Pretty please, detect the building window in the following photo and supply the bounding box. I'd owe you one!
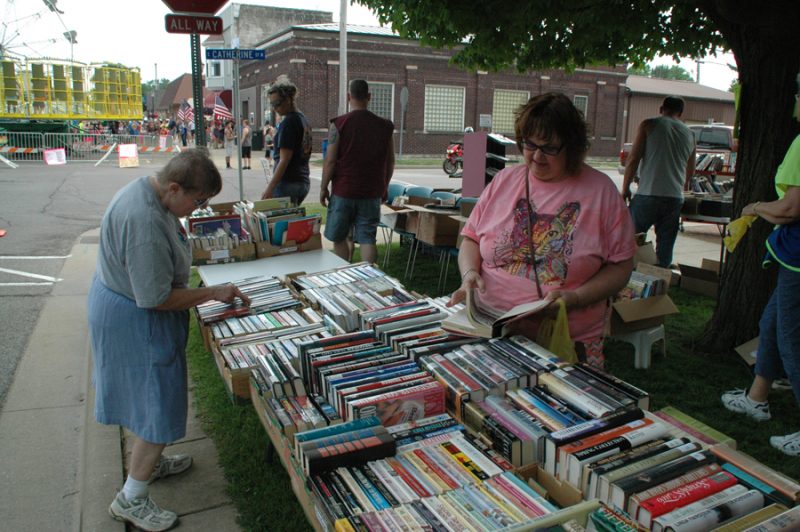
[424,85,465,132]
[573,95,589,117]
[367,82,394,121]
[492,89,529,134]
[207,61,221,78]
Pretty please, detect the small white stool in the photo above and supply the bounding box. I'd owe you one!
[612,324,666,369]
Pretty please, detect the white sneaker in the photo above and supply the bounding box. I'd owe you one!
[770,431,800,456]
[772,378,793,390]
[149,453,193,483]
[109,492,178,532]
[721,389,771,421]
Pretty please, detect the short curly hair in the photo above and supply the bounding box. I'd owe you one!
[514,92,589,176]
[155,148,221,196]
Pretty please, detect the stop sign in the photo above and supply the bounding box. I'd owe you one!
[162,0,228,15]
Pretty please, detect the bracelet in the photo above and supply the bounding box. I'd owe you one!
[753,201,760,217]
[461,268,477,279]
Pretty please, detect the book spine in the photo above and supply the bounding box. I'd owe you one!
[637,471,738,528]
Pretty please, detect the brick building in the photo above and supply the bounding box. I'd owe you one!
[236,24,628,158]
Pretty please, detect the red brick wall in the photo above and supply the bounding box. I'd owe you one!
[239,30,626,157]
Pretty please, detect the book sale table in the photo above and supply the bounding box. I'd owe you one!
[193,249,800,532]
[197,249,349,287]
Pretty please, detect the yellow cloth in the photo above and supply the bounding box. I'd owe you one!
[536,298,578,364]
[723,215,757,252]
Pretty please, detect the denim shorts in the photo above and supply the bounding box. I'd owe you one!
[273,180,309,206]
[323,194,381,244]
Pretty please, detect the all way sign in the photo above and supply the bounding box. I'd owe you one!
[165,14,223,35]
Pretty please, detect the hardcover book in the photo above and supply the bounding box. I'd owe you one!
[441,288,549,338]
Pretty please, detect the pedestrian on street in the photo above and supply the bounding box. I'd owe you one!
[241,119,252,169]
[87,149,250,531]
[621,96,696,268]
[224,120,235,169]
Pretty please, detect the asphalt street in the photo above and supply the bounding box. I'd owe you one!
[0,149,617,407]
[0,150,461,407]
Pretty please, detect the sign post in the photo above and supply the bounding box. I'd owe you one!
[205,47,267,201]
[399,87,409,158]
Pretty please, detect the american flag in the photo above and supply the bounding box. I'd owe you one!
[213,94,233,120]
[177,100,194,122]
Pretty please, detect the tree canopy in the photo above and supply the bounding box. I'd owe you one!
[357,0,800,352]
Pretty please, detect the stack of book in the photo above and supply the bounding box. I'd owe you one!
[417,335,562,418]
[618,270,669,300]
[187,206,251,248]
[238,198,321,248]
[293,263,417,332]
[360,298,452,341]
[195,276,299,327]
[298,331,446,426]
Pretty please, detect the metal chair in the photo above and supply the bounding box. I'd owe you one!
[379,181,413,268]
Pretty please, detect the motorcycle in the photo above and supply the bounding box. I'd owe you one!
[443,141,463,177]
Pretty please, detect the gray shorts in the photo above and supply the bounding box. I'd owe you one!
[323,195,381,244]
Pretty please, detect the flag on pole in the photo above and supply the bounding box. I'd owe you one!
[213,94,233,120]
[177,100,194,122]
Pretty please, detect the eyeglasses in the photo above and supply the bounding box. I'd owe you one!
[193,197,210,207]
[269,99,284,108]
[522,139,563,156]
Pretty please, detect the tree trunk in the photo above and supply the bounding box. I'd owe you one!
[697,1,800,352]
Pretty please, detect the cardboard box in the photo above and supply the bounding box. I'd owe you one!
[208,201,240,214]
[255,233,322,259]
[516,464,583,508]
[460,199,478,217]
[410,206,462,246]
[191,242,257,266]
[211,344,251,403]
[679,259,720,298]
[406,195,434,207]
[611,295,679,335]
[450,214,469,249]
[735,336,759,367]
[635,262,680,288]
[633,241,658,267]
[379,204,417,232]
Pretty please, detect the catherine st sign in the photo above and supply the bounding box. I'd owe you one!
[206,49,267,61]
[165,14,223,35]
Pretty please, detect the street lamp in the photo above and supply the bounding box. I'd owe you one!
[62,30,76,62]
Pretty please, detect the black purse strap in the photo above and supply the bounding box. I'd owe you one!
[525,174,544,299]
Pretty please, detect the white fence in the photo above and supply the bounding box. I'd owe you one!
[0,132,182,164]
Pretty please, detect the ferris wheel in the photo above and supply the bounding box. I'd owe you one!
[0,0,76,61]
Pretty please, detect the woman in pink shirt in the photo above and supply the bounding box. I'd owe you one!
[450,93,636,369]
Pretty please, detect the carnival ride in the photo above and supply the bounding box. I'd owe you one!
[1,0,142,127]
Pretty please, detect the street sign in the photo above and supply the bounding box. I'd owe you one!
[161,0,227,15]
[206,48,266,61]
[165,14,223,35]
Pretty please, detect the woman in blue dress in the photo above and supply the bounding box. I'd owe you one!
[88,149,249,531]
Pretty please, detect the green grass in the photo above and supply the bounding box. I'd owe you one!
[186,247,799,529]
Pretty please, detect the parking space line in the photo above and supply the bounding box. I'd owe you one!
[0,267,63,283]
[0,255,72,260]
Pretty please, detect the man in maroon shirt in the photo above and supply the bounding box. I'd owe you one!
[320,80,395,263]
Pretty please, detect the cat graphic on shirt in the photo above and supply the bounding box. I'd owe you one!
[493,199,580,284]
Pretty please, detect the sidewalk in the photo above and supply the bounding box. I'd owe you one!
[0,218,722,531]
[0,228,239,531]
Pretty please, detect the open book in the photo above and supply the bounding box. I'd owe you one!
[442,288,549,338]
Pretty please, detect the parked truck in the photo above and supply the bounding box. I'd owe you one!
[618,123,737,175]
